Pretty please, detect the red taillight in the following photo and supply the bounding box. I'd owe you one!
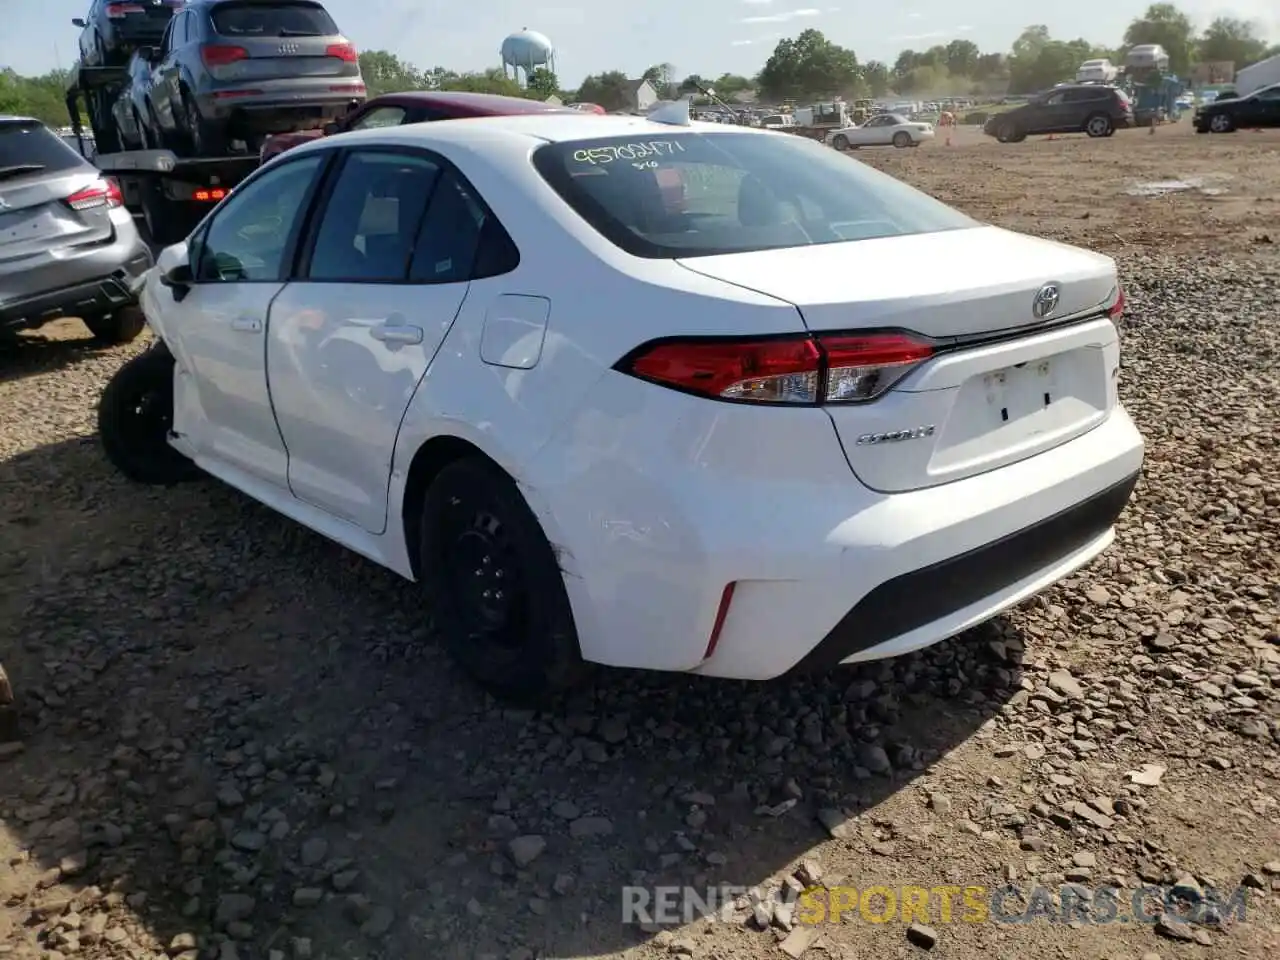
[1107,286,1125,319]
[192,188,226,202]
[201,44,248,67]
[66,178,124,211]
[325,43,358,62]
[106,3,145,16]
[620,332,934,404]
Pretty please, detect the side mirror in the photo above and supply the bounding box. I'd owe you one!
[72,17,86,27]
[157,242,194,300]
[322,121,340,135]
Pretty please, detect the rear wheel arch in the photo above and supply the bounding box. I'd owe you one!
[401,435,512,579]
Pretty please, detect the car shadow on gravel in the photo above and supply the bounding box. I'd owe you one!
[0,323,111,387]
[1,434,1027,959]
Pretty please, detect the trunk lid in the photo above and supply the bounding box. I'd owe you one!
[677,226,1122,493]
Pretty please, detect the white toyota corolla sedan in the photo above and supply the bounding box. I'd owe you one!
[100,106,1144,700]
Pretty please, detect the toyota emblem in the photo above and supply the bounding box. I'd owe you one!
[1032,283,1060,319]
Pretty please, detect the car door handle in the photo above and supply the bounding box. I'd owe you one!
[370,323,423,345]
[230,316,262,333]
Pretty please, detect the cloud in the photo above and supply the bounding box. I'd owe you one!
[887,26,974,41]
[731,39,756,45]
[741,0,773,4]
[740,7,821,23]
[908,11,922,17]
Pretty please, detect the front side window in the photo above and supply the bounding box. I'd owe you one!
[532,131,975,259]
[196,154,324,282]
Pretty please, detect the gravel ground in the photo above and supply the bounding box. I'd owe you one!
[1,122,1278,960]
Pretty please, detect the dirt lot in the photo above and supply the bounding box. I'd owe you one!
[2,121,1278,960]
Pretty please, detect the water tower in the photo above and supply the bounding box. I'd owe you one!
[501,28,555,86]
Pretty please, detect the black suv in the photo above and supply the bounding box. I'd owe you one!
[984,85,1134,142]
[1194,83,1280,133]
[74,0,181,68]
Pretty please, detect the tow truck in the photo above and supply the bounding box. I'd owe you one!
[64,61,258,246]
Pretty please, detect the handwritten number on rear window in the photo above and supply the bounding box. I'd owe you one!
[571,141,686,165]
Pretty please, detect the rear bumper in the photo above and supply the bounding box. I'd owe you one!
[786,468,1138,673]
[105,20,169,46]
[200,86,366,131]
[0,215,152,330]
[689,406,1145,679]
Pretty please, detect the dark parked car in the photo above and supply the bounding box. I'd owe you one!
[1195,83,1280,133]
[259,90,578,163]
[0,116,152,343]
[983,85,1133,142]
[111,48,160,149]
[74,0,181,68]
[145,0,366,155]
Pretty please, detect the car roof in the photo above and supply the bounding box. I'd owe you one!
[371,91,575,115]
[0,115,39,124]
[316,112,776,151]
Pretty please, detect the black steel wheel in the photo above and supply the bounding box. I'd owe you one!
[98,345,201,485]
[419,458,584,701]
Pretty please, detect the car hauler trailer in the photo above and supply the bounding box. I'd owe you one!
[65,62,258,247]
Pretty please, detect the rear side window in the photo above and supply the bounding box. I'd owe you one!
[408,170,487,283]
[0,121,88,176]
[211,1,338,36]
[533,132,974,259]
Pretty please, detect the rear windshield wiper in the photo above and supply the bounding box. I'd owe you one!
[277,29,322,36]
[0,164,46,180]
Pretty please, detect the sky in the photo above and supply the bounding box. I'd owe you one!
[3,0,1278,85]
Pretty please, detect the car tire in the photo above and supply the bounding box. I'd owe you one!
[892,131,911,148]
[84,305,148,344]
[1209,114,1234,133]
[98,344,201,486]
[418,457,585,703]
[1084,113,1113,137]
[183,91,224,156]
[832,134,849,150]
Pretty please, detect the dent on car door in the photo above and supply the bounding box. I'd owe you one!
[167,154,328,488]
[266,149,486,533]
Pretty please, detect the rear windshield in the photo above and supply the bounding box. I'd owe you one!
[532,131,975,259]
[0,121,88,176]
[211,1,339,37]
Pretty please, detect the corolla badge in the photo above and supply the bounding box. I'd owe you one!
[1032,283,1061,319]
[855,425,935,445]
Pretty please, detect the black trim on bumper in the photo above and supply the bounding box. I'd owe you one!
[0,274,138,330]
[788,469,1141,673]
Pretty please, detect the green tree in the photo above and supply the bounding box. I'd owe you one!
[757,29,860,100]
[526,67,559,99]
[0,69,76,126]
[945,39,981,76]
[358,50,425,96]
[1197,17,1269,68]
[576,71,634,111]
[1007,26,1092,93]
[1123,3,1196,75]
[861,60,890,97]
